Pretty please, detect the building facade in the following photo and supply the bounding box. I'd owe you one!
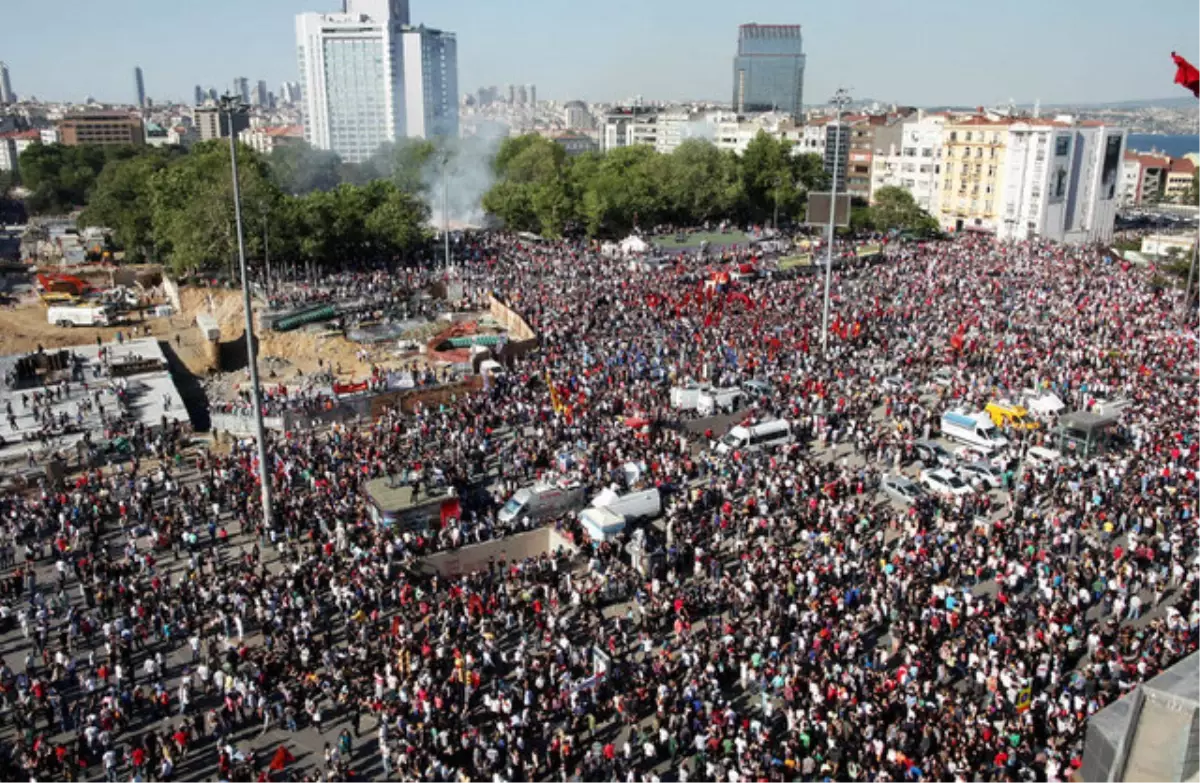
[823,122,851,192]
[57,113,145,146]
[296,8,401,162]
[937,118,1008,233]
[400,25,459,139]
[870,113,945,212]
[194,105,251,141]
[0,130,37,173]
[240,124,305,155]
[732,24,805,119]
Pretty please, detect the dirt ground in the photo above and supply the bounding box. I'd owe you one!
[0,286,479,387]
[0,297,175,355]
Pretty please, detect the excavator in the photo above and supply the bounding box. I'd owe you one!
[36,272,91,305]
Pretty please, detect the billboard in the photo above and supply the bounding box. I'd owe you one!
[804,192,852,227]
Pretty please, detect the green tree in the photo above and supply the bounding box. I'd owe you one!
[19,144,114,214]
[483,136,570,235]
[78,148,184,262]
[150,141,282,275]
[862,186,939,233]
[661,140,744,225]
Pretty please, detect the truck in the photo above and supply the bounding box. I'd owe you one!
[985,400,1040,430]
[497,478,587,524]
[669,382,712,411]
[48,305,112,328]
[696,387,744,416]
[578,487,663,543]
[940,409,1009,453]
[589,486,661,520]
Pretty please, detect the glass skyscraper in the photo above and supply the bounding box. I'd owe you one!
[732,24,806,119]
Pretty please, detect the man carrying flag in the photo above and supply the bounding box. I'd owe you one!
[1172,51,1199,97]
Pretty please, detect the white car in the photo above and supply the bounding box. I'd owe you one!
[931,368,955,388]
[958,462,1003,490]
[1025,446,1062,468]
[881,474,927,506]
[920,468,975,498]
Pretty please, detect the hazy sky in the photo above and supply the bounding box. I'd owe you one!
[4,0,1199,106]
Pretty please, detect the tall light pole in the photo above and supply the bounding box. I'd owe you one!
[220,94,275,530]
[262,205,271,298]
[1180,232,1200,331]
[441,151,451,274]
[821,88,852,356]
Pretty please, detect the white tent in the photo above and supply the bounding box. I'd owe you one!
[619,235,649,255]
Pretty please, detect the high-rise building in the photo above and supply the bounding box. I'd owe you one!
[507,84,515,105]
[732,24,805,119]
[234,77,251,104]
[0,62,14,105]
[343,0,408,22]
[134,66,146,108]
[296,3,406,162]
[254,80,268,107]
[206,87,218,102]
[401,25,459,139]
[516,85,527,106]
[194,85,204,105]
[527,85,536,107]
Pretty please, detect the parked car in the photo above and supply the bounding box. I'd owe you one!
[913,440,953,467]
[958,462,1003,490]
[1025,446,1063,469]
[881,474,927,506]
[919,468,974,498]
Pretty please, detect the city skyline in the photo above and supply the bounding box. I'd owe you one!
[2,0,1198,107]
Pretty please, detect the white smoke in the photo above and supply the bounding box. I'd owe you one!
[422,123,507,228]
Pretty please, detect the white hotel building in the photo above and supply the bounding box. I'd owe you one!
[295,0,457,163]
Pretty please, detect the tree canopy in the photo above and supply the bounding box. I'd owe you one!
[73,140,430,274]
[18,143,147,215]
[482,132,831,237]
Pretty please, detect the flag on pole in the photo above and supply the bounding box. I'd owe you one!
[1172,52,1200,97]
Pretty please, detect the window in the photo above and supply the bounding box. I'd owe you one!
[965,132,973,141]
[1055,137,1070,156]
[963,147,971,158]
[903,147,917,157]
[949,132,957,142]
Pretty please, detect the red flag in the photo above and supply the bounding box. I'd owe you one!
[1173,52,1200,97]
[270,746,296,771]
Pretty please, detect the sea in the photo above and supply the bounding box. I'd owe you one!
[1126,134,1199,158]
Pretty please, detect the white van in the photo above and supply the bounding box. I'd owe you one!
[669,383,712,411]
[590,487,662,520]
[715,419,792,455]
[940,409,1009,453]
[697,387,744,416]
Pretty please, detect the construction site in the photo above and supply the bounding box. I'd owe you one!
[0,259,535,447]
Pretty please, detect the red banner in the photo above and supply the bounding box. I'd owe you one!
[333,381,369,396]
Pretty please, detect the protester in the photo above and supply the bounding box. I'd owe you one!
[0,231,1194,782]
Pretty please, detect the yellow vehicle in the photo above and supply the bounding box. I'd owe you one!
[985,400,1040,430]
[39,291,79,305]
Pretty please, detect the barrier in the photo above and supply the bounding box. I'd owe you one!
[419,526,577,578]
[487,293,539,360]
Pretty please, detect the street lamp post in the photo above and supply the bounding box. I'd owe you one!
[220,94,275,530]
[441,152,451,274]
[262,205,271,298]
[1180,234,1200,329]
[821,88,852,356]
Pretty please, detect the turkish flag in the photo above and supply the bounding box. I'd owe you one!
[1173,52,1200,97]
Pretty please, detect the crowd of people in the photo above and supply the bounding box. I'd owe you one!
[0,230,1195,782]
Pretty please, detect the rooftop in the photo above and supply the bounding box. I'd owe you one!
[0,338,188,464]
[365,477,457,512]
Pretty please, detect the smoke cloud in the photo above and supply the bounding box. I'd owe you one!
[422,122,507,229]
